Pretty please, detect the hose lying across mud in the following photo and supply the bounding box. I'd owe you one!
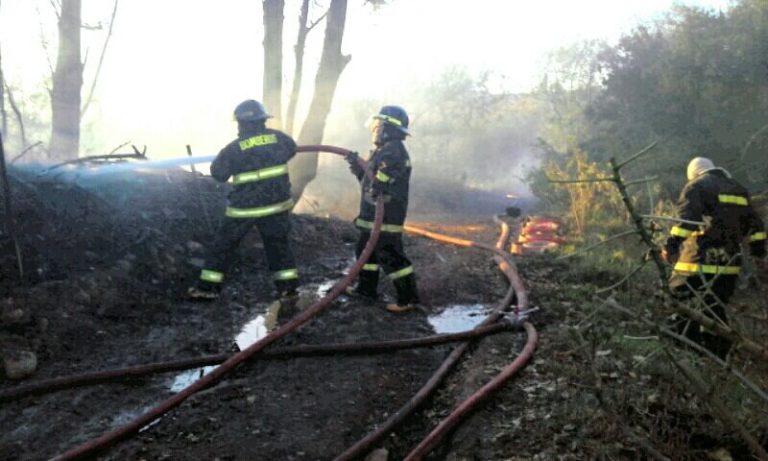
[337,216,538,461]
[0,322,514,403]
[52,146,382,460]
[41,145,537,460]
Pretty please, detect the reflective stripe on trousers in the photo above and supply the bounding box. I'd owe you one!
[388,265,414,280]
[354,218,404,233]
[273,268,299,281]
[200,269,224,283]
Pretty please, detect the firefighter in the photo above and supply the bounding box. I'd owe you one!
[663,156,766,358]
[187,99,300,300]
[345,105,421,313]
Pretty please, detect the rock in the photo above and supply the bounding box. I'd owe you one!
[1,307,28,326]
[3,350,38,379]
[364,448,388,461]
[115,259,133,272]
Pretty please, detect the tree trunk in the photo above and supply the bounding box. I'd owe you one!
[50,0,83,161]
[0,39,6,136]
[0,0,6,136]
[285,0,311,136]
[291,0,350,199]
[262,0,284,129]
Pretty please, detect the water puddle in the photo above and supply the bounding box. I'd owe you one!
[169,365,218,393]
[168,301,280,392]
[428,304,488,333]
[313,279,338,299]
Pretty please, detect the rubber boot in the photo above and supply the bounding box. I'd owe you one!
[387,274,420,313]
[348,269,379,300]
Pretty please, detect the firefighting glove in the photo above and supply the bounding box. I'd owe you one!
[346,152,365,180]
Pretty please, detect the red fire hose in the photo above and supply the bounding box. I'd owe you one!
[336,217,537,460]
[402,222,538,461]
[0,322,514,403]
[52,145,380,461]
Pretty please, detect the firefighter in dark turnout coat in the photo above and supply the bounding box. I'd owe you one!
[187,100,299,300]
[664,157,766,357]
[346,105,420,312]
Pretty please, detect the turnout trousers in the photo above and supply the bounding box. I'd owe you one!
[354,230,419,305]
[198,211,299,294]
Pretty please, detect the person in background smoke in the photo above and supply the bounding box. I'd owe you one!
[187,99,300,301]
[345,105,422,313]
[663,156,766,358]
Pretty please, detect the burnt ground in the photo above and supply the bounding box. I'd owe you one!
[1,165,767,460]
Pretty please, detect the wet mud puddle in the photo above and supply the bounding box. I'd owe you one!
[428,304,488,333]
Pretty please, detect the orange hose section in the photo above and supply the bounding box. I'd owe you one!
[52,146,382,461]
[404,224,528,312]
[403,224,476,247]
[337,216,534,460]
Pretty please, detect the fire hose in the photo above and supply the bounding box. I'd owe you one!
[336,216,538,460]
[0,322,514,403]
[51,145,381,460]
[48,146,537,460]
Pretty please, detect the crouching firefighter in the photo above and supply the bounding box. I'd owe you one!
[345,105,421,313]
[187,100,300,301]
[663,157,766,358]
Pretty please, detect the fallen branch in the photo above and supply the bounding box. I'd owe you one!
[604,298,768,404]
[596,260,648,293]
[573,327,671,461]
[664,349,768,460]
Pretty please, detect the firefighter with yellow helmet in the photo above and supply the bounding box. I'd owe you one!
[345,105,421,312]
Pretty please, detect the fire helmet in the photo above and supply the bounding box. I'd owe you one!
[234,99,272,122]
[370,105,410,135]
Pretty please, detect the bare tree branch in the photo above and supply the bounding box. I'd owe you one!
[36,4,57,81]
[48,0,61,20]
[81,0,118,118]
[664,350,768,460]
[10,141,43,164]
[604,298,768,404]
[615,140,658,169]
[3,81,27,149]
[107,140,130,155]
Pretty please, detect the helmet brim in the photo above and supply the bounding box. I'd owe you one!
[366,115,410,135]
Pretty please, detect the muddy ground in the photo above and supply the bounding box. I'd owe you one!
[1,165,767,460]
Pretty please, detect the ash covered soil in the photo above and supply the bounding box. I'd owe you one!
[1,167,766,460]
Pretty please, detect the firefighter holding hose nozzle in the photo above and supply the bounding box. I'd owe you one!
[187,99,300,301]
[663,156,766,358]
[345,105,422,313]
